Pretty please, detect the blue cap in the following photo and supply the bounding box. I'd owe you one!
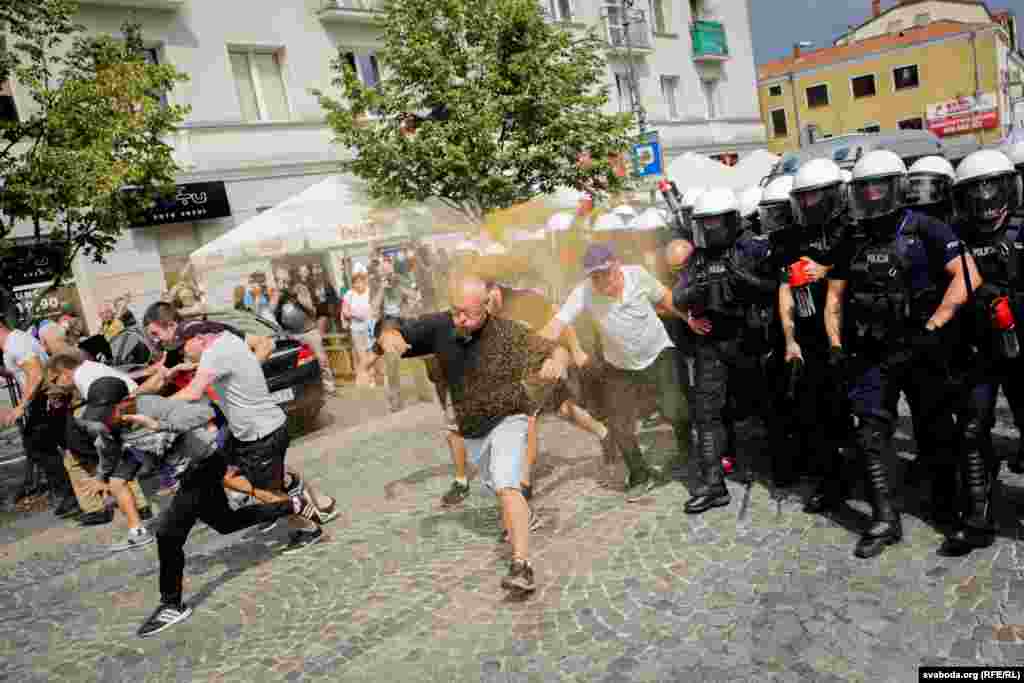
[582,244,616,276]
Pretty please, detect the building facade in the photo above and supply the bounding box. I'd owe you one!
[757,1,1024,155]
[6,0,765,331]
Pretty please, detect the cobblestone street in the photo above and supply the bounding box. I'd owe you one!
[2,388,1024,682]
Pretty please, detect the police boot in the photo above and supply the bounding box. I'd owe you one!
[1007,441,1024,475]
[940,451,995,556]
[685,429,730,515]
[855,452,902,559]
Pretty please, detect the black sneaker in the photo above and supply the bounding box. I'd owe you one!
[282,526,323,554]
[286,472,305,499]
[138,507,153,522]
[441,480,470,506]
[501,559,536,592]
[54,497,82,519]
[79,508,114,527]
[137,602,193,638]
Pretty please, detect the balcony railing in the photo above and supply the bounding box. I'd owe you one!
[77,0,185,8]
[319,0,387,23]
[691,20,729,60]
[603,17,654,52]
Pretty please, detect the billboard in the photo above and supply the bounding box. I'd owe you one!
[926,92,999,137]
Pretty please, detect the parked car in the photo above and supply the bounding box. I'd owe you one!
[110,308,325,427]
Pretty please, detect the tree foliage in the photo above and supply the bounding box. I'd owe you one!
[0,0,188,320]
[315,0,635,229]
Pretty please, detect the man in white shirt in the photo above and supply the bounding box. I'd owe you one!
[0,319,79,517]
[543,244,690,501]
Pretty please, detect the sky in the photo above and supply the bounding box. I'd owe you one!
[749,0,1024,65]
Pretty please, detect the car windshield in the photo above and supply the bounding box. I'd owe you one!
[833,147,855,162]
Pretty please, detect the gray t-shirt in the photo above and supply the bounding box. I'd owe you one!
[198,332,286,442]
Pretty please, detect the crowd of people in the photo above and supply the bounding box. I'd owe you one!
[2,140,1024,638]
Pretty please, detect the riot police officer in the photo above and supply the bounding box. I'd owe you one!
[905,156,956,223]
[739,186,764,237]
[776,159,849,509]
[940,149,1023,555]
[673,188,777,514]
[759,176,796,237]
[825,150,978,558]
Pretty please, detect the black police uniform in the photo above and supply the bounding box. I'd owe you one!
[939,219,1024,553]
[673,232,777,514]
[773,220,849,506]
[829,209,963,558]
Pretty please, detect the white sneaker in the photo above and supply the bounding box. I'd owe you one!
[111,526,155,552]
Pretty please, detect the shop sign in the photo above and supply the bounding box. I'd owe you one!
[0,244,65,288]
[926,92,1000,137]
[12,282,79,321]
[130,181,232,227]
[336,220,403,243]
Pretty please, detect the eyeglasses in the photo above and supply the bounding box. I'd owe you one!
[451,306,487,323]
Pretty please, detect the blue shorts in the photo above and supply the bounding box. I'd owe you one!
[465,415,529,495]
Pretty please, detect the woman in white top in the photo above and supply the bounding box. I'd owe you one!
[340,265,375,386]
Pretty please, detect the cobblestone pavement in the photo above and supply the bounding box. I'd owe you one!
[2,387,1024,682]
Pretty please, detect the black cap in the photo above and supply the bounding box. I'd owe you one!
[82,376,131,423]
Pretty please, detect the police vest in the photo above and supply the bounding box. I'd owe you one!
[966,227,1023,297]
[845,213,941,344]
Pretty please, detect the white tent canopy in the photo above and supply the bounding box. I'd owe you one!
[665,152,735,191]
[732,149,780,188]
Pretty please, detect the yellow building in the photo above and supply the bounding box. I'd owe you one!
[757,17,1024,155]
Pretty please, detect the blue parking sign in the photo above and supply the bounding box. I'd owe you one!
[632,132,663,177]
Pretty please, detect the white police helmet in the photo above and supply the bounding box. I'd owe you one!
[849,150,907,221]
[691,188,740,251]
[759,175,795,234]
[953,149,1022,229]
[739,186,763,221]
[905,156,955,209]
[790,158,846,227]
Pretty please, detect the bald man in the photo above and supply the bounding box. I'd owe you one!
[377,273,571,594]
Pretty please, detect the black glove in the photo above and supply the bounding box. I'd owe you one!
[911,327,944,364]
[827,345,846,370]
[673,283,701,310]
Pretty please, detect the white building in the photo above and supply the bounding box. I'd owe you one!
[5,0,765,330]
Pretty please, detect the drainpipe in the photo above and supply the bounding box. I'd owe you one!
[789,73,803,149]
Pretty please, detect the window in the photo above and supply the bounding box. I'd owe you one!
[851,74,877,99]
[338,51,381,88]
[914,12,930,26]
[142,46,169,108]
[652,0,668,33]
[0,80,17,123]
[769,108,788,138]
[702,78,718,119]
[769,85,782,97]
[806,83,829,108]
[858,123,881,133]
[604,0,651,48]
[893,64,919,90]
[898,117,924,130]
[690,0,704,20]
[660,75,680,120]
[545,0,574,22]
[614,73,635,114]
[229,48,290,122]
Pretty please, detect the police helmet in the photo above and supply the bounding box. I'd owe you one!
[849,150,907,222]
[277,299,310,334]
[739,186,763,221]
[905,156,955,209]
[759,175,795,234]
[1002,141,1024,176]
[953,149,1022,230]
[790,158,846,228]
[691,188,740,251]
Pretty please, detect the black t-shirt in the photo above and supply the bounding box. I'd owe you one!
[773,224,841,346]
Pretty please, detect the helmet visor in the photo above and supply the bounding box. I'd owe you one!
[693,211,740,251]
[953,173,1021,226]
[791,183,844,227]
[904,174,951,207]
[759,201,793,234]
[849,177,902,221]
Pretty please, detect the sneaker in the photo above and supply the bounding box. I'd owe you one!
[138,507,153,522]
[441,480,470,507]
[79,508,114,527]
[282,526,323,554]
[501,559,536,592]
[137,602,193,638]
[111,526,155,552]
[520,483,533,501]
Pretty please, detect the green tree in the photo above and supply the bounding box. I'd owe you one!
[0,0,188,321]
[315,0,634,235]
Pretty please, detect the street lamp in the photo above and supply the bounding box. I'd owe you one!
[603,0,649,135]
[790,40,813,148]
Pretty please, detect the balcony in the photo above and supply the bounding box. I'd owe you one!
[319,0,387,24]
[602,16,654,53]
[77,0,185,8]
[691,20,729,61]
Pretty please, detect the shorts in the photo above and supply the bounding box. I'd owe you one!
[464,415,529,495]
[226,425,290,490]
[351,327,373,353]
